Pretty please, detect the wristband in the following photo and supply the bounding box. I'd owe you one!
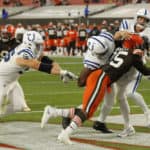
[41,56,53,64]
[38,62,52,74]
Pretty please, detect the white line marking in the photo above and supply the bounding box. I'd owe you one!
[17,104,150,114]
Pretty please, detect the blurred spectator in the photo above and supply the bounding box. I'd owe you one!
[84,4,89,18]
[40,0,46,6]
[2,8,8,19]
[133,0,149,3]
[62,0,69,5]
[84,0,90,4]
[76,23,87,55]
[88,23,100,37]
[66,25,77,56]
[32,0,41,6]
[100,20,108,32]
[13,0,23,6]
[107,23,116,34]
[3,0,10,5]
[92,0,99,3]
[53,0,62,5]
[113,19,120,32]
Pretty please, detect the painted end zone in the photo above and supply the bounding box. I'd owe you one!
[0,119,150,150]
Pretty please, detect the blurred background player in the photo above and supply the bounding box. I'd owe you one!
[76,23,88,56]
[66,24,77,56]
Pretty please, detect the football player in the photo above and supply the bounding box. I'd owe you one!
[41,31,116,131]
[93,8,150,137]
[0,26,31,112]
[40,33,150,144]
[0,30,77,117]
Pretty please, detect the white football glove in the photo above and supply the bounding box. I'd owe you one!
[60,70,78,83]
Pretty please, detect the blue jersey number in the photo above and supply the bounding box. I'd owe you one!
[4,49,15,62]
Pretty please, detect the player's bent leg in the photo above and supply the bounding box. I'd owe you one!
[41,105,57,128]
[127,91,150,127]
[93,84,116,133]
[59,109,87,145]
[62,105,83,129]
[14,82,31,112]
[62,117,71,129]
[7,82,31,112]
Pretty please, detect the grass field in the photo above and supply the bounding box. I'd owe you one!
[0,56,150,150]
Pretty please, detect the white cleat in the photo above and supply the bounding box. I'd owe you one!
[58,130,72,145]
[22,106,31,112]
[145,111,150,128]
[117,125,135,138]
[41,105,56,128]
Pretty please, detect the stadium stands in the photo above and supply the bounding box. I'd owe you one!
[9,4,116,19]
[0,6,34,18]
[89,3,150,19]
[68,0,85,5]
[0,0,33,7]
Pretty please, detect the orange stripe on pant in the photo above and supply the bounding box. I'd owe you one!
[82,69,110,119]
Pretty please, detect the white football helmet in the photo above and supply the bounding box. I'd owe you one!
[136,8,150,20]
[87,31,115,59]
[23,31,44,58]
[136,8,150,28]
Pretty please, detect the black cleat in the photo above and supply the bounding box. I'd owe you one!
[93,121,113,133]
[62,117,71,129]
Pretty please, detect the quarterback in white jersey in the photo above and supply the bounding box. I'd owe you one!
[0,30,78,117]
[94,8,150,137]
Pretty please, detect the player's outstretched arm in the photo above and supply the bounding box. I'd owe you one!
[15,57,78,83]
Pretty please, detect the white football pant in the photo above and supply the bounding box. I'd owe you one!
[0,81,28,116]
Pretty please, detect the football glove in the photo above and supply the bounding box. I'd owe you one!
[60,70,78,83]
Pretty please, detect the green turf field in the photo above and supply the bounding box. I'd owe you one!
[0,56,150,150]
[1,56,150,123]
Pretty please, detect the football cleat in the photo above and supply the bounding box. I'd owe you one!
[22,106,31,112]
[62,117,71,129]
[57,130,72,145]
[93,121,113,133]
[117,125,135,138]
[41,105,56,128]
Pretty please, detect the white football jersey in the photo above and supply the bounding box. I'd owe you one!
[118,19,150,82]
[120,19,150,39]
[0,43,36,84]
[84,32,115,70]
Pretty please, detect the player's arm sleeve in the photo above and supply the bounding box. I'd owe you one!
[134,55,150,75]
[41,56,54,64]
[16,58,41,69]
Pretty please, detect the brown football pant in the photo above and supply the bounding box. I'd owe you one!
[82,69,111,119]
